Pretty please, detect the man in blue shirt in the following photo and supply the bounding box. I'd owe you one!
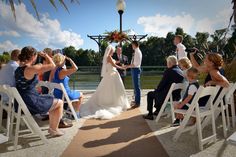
[0,49,20,87]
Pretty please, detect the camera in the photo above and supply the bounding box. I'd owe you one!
[186,48,205,65]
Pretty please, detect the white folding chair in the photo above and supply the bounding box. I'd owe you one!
[0,85,13,138]
[191,86,230,138]
[155,83,186,124]
[37,81,79,122]
[173,86,219,150]
[9,87,48,150]
[225,83,236,128]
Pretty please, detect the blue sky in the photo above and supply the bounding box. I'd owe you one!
[0,0,233,52]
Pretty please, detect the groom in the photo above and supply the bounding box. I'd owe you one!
[127,41,142,109]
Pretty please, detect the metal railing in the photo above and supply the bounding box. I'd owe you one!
[70,66,166,90]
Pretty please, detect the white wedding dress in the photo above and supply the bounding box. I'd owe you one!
[79,45,130,120]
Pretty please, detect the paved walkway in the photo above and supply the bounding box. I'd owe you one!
[0,90,236,157]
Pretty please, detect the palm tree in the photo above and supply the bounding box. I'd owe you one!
[2,0,79,20]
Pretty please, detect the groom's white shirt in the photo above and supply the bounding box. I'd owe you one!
[133,47,142,68]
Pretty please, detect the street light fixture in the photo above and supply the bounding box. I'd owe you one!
[116,0,126,33]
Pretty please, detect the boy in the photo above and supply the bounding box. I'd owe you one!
[172,67,199,126]
[174,35,187,60]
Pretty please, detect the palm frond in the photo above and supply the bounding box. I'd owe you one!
[29,0,40,20]
[49,0,57,10]
[9,0,16,20]
[3,0,80,20]
[59,0,69,13]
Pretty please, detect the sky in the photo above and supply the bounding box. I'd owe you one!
[0,0,233,53]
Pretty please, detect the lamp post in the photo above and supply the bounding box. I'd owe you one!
[116,0,126,46]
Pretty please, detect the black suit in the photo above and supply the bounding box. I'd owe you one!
[113,53,129,82]
[147,65,184,115]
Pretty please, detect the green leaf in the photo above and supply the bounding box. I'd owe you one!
[59,0,69,13]
[49,0,57,10]
[9,0,16,21]
[29,0,40,20]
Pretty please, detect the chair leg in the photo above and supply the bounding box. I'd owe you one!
[155,102,167,124]
[6,108,11,137]
[0,106,3,131]
[225,104,230,130]
[211,108,217,143]
[173,112,192,142]
[9,109,15,140]
[231,98,236,128]
[221,104,227,138]
[170,103,175,123]
[196,114,204,151]
[14,111,21,150]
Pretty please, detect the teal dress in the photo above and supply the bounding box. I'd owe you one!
[52,67,81,100]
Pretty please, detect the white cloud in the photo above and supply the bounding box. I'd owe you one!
[137,8,233,37]
[137,13,195,37]
[195,8,232,34]
[0,2,83,49]
[0,40,19,52]
[0,30,20,37]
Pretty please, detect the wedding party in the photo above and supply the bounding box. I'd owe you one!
[0,0,236,157]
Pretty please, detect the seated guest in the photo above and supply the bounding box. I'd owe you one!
[172,67,199,126]
[178,57,192,79]
[0,49,20,87]
[190,51,229,87]
[178,57,192,96]
[41,48,54,94]
[190,52,229,106]
[0,49,20,102]
[50,53,83,118]
[143,56,184,120]
[15,46,64,136]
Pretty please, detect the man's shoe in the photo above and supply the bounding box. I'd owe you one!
[131,104,140,109]
[143,114,154,120]
[171,119,180,127]
[58,119,73,128]
[153,110,159,116]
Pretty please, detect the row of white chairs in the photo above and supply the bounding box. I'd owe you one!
[155,82,236,150]
[0,81,79,150]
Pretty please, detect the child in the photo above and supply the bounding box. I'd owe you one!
[173,35,187,60]
[178,57,192,76]
[178,57,192,95]
[172,67,199,126]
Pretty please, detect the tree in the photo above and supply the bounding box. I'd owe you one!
[3,0,79,20]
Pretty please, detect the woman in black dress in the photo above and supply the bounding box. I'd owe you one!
[190,52,229,87]
[15,46,64,137]
[190,51,229,106]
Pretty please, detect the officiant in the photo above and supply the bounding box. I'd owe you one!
[113,46,129,83]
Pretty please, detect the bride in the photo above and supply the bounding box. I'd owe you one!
[79,45,130,119]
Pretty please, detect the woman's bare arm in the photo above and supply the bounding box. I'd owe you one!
[206,70,229,87]
[24,53,55,80]
[58,57,78,80]
[189,52,208,73]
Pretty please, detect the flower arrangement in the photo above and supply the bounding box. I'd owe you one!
[105,30,129,43]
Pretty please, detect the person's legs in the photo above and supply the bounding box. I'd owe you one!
[49,99,63,134]
[72,92,84,112]
[147,91,156,115]
[132,68,141,105]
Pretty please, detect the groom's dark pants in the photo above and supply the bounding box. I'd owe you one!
[131,68,141,105]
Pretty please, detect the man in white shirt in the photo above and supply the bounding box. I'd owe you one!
[127,41,142,108]
[0,49,20,101]
[174,35,187,60]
